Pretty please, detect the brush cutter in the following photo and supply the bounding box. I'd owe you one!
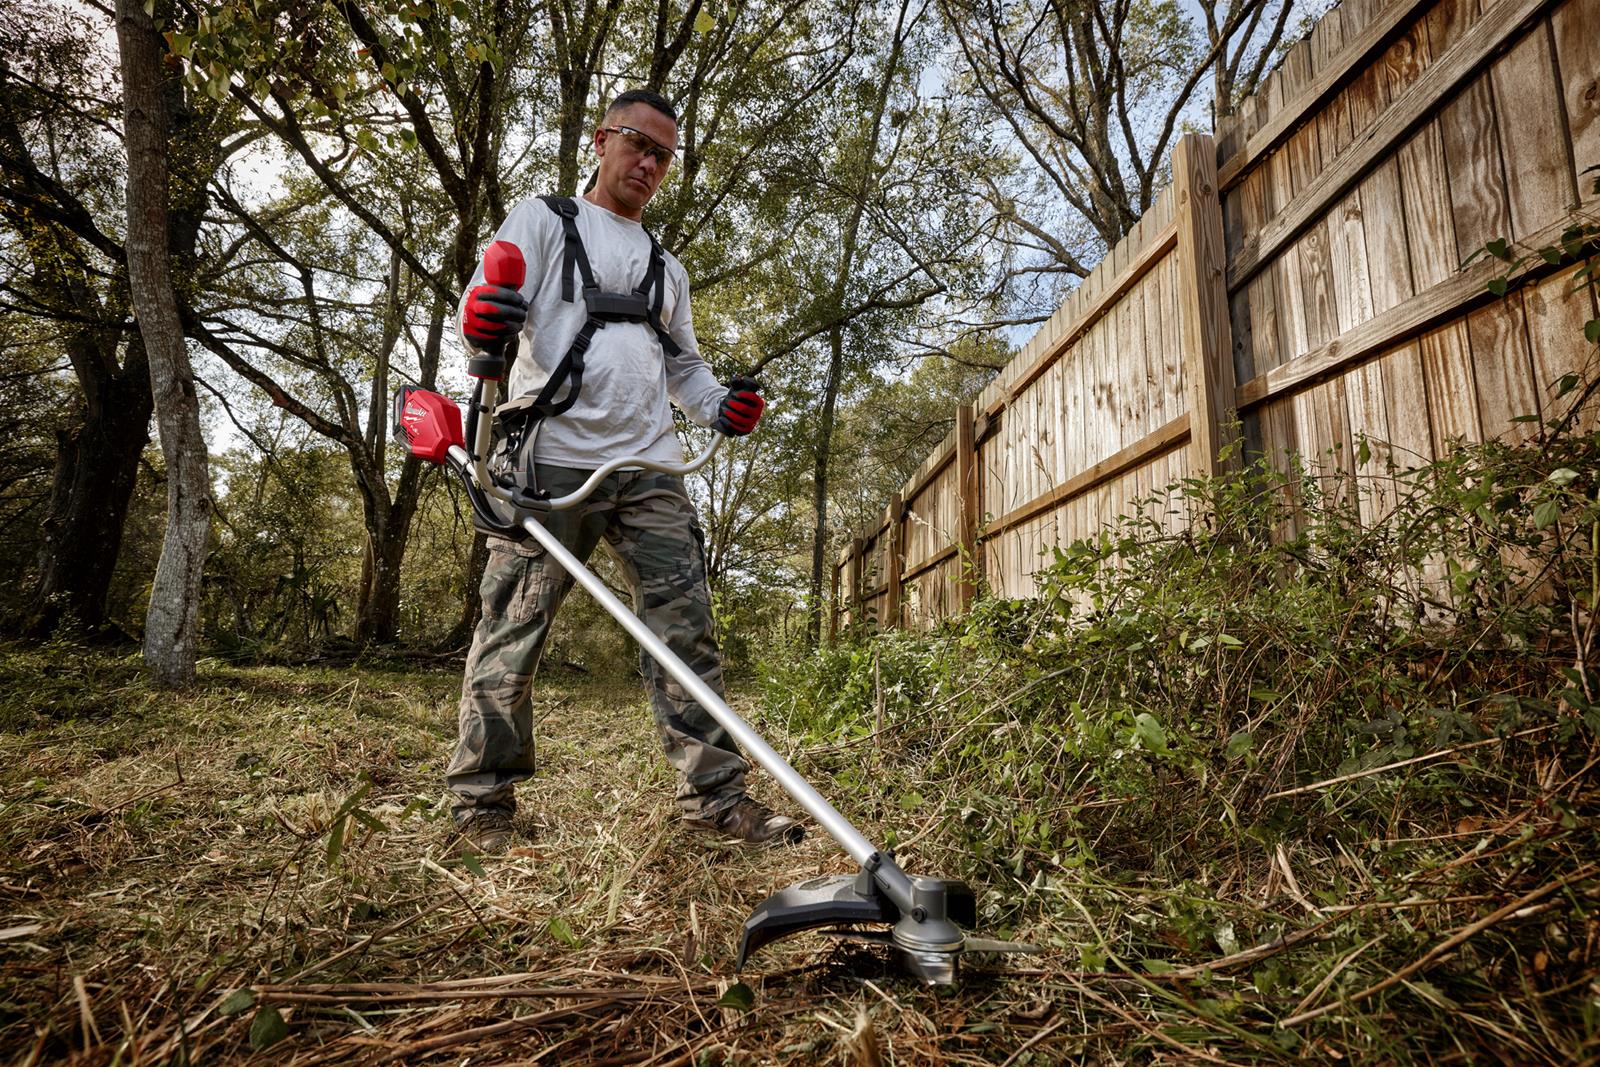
[393,240,1036,984]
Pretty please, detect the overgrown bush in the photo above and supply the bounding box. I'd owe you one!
[762,417,1600,1057]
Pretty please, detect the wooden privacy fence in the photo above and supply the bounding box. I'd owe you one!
[832,0,1600,636]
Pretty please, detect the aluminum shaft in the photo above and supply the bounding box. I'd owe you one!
[517,512,883,870]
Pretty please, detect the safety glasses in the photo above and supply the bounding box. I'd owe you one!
[600,125,677,167]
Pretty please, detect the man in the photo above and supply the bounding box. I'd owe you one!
[448,88,802,853]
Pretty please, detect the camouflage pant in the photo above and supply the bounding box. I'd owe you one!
[446,463,748,820]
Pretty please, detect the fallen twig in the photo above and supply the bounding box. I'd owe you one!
[1265,725,1557,799]
[1281,865,1600,1027]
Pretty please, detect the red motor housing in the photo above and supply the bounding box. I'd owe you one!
[392,387,464,464]
[483,239,525,289]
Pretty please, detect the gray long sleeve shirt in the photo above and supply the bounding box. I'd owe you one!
[458,195,723,467]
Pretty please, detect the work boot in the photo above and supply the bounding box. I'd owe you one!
[684,796,804,845]
[451,807,515,855]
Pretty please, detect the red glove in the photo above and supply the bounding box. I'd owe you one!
[462,284,527,347]
[715,377,765,436]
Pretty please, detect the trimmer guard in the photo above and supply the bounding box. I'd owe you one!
[736,871,976,970]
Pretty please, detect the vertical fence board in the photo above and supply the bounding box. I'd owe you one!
[1364,158,1415,316]
[1467,295,1543,442]
[1347,355,1395,524]
[1398,121,1459,289]
[1383,341,1436,469]
[1161,255,1187,420]
[1382,9,1435,101]
[1523,272,1600,431]
[957,404,978,610]
[1422,321,1485,449]
[1491,25,1578,238]
[1064,335,1087,483]
[1552,0,1600,207]
[1426,0,1480,55]
[1440,73,1512,256]
[1330,186,1376,334]
[1314,8,1355,167]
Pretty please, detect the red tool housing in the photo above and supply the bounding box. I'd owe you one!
[392,387,464,464]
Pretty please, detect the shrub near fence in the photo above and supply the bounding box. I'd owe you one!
[834,0,1600,636]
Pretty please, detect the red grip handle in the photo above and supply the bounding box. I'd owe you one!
[483,240,525,289]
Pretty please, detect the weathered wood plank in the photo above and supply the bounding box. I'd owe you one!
[1397,121,1459,290]
[1490,24,1577,238]
[1063,332,1087,481]
[1121,264,1147,443]
[1421,321,1484,448]
[1345,352,1395,525]
[1441,72,1511,269]
[1284,59,1324,196]
[901,439,955,508]
[1552,0,1600,209]
[1293,382,1332,501]
[980,415,1192,540]
[1346,62,1388,145]
[1363,158,1415,315]
[1313,5,1354,168]
[981,219,1178,420]
[956,404,978,611]
[1088,312,1113,467]
[1522,271,1600,432]
[1467,293,1542,442]
[1236,214,1585,410]
[1218,0,1430,190]
[903,542,958,583]
[1228,0,1556,292]
[1329,186,1376,334]
[1141,268,1166,429]
[1173,134,1238,477]
[884,493,904,630]
[1160,255,1186,421]
[1257,394,1304,540]
[1381,8,1435,102]
[1296,220,1340,352]
[1426,0,1481,56]
[1381,340,1436,470]
[1234,155,1270,365]
[1104,241,1128,459]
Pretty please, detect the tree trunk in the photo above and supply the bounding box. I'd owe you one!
[447,532,490,651]
[27,335,152,638]
[805,329,844,647]
[354,284,448,646]
[804,5,911,646]
[117,0,211,686]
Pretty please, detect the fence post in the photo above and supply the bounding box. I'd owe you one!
[885,493,904,629]
[849,536,865,630]
[1172,132,1237,478]
[956,403,980,610]
[827,546,842,644]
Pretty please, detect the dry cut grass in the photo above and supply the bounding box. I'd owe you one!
[0,646,1056,1066]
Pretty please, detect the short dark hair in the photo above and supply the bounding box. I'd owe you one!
[605,88,677,124]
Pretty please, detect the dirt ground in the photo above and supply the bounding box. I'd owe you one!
[0,649,1057,1065]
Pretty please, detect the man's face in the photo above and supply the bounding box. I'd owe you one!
[591,103,678,218]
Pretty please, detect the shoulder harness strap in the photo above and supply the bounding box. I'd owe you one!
[639,230,681,358]
[538,195,597,304]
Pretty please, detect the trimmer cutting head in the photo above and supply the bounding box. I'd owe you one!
[737,865,1036,984]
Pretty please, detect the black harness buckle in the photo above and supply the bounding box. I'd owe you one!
[583,287,650,322]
